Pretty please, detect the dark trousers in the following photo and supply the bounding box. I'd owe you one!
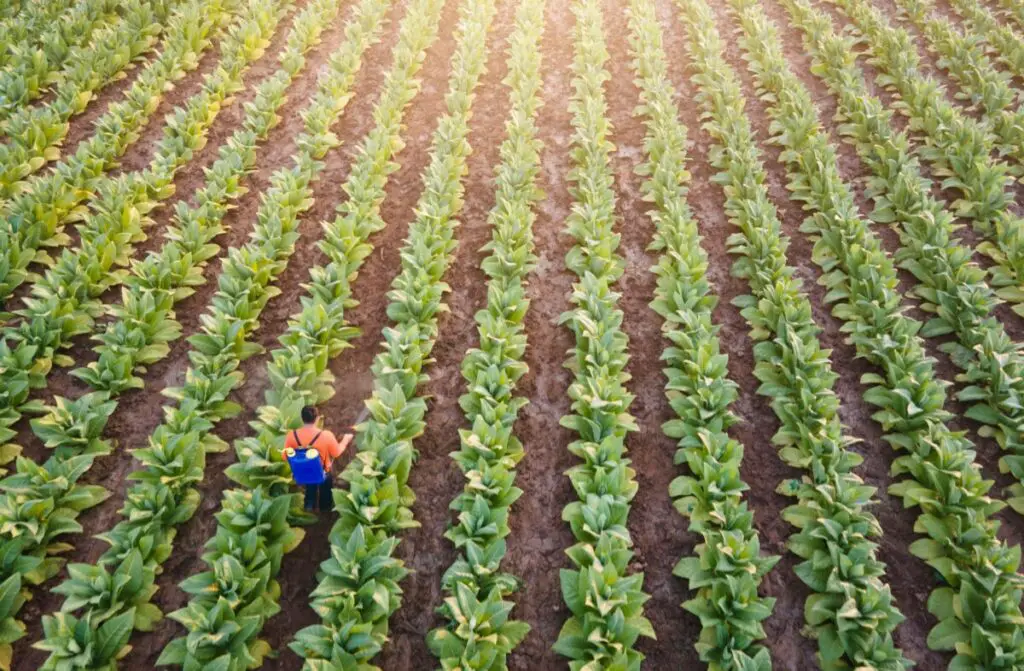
[304,475,333,511]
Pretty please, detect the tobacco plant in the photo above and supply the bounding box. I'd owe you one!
[0,1,300,664]
[550,1,652,668]
[678,0,908,668]
[730,0,1024,667]
[997,0,1024,29]
[893,0,1024,168]
[0,0,238,309]
[426,0,543,667]
[944,0,1024,84]
[0,0,75,71]
[0,0,173,200]
[155,0,451,666]
[826,0,1024,318]
[629,0,777,668]
[785,0,1024,544]
[34,0,386,664]
[0,0,126,125]
[0,0,268,481]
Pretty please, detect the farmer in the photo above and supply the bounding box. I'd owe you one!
[283,405,354,512]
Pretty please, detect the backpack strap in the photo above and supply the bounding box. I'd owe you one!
[292,429,323,449]
[308,431,327,469]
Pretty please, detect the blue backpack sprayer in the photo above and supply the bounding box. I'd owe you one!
[284,432,326,485]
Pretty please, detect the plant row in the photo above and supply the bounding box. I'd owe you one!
[0,0,174,201]
[6,0,282,447]
[786,0,1024,545]
[0,0,239,309]
[154,0,448,666]
[0,0,288,663]
[893,0,1024,168]
[0,0,121,124]
[31,0,375,667]
[0,0,232,495]
[678,0,910,668]
[0,0,270,478]
[78,0,355,401]
[550,1,652,668]
[629,0,777,668]
[996,0,1024,32]
[425,0,543,667]
[0,0,75,71]
[825,0,1024,318]
[945,0,1024,82]
[731,0,1024,667]
[34,3,389,667]
[288,0,498,665]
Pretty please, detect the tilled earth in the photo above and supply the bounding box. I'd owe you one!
[10,0,1024,667]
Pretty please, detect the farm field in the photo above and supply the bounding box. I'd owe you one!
[2,0,1024,667]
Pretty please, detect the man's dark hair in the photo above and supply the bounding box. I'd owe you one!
[301,406,318,424]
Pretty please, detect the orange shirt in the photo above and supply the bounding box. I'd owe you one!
[284,425,343,471]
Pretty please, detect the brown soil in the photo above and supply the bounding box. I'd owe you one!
[602,0,702,665]
[501,0,583,666]
[8,0,1024,668]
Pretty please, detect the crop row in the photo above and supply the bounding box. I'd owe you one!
[289,0,498,664]
[11,0,286,465]
[0,0,77,72]
[0,0,122,124]
[0,0,174,201]
[944,0,1024,82]
[158,0,449,665]
[10,0,285,378]
[628,0,778,668]
[425,0,543,667]
[0,0,289,663]
[0,0,238,309]
[75,0,403,662]
[730,0,1024,667]
[785,0,1024,557]
[825,0,1024,319]
[0,0,276,581]
[893,0,1024,169]
[1000,0,1024,29]
[0,0,226,466]
[30,0,376,667]
[550,1,652,668]
[0,0,267,480]
[679,0,910,668]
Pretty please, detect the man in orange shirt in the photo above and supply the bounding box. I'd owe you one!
[284,405,354,512]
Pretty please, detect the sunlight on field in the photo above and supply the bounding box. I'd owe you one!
[0,0,1022,668]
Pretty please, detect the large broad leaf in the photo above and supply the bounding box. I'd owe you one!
[927,617,970,651]
[94,609,136,664]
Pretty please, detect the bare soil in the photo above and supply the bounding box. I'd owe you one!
[8,0,1024,668]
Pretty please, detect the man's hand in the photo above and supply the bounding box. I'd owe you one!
[339,433,354,452]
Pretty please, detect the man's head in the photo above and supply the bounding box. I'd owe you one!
[301,405,318,425]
